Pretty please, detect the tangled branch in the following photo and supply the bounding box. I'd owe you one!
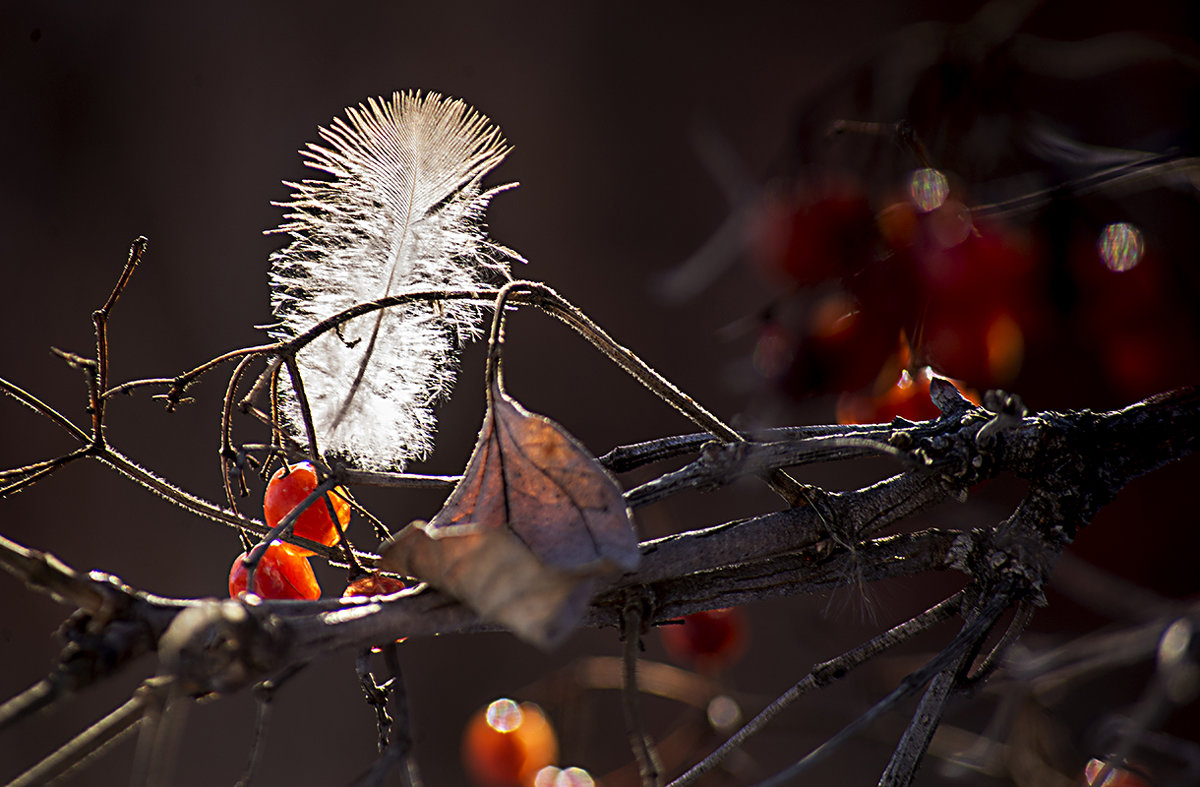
[1,237,1198,785]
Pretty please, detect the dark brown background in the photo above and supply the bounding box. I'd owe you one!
[2,2,1197,785]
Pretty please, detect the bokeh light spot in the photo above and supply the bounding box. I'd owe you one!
[486,698,523,732]
[535,766,595,787]
[909,168,949,212]
[707,694,742,731]
[929,200,972,247]
[1098,222,1143,272]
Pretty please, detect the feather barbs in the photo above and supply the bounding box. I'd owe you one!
[267,91,517,470]
[302,93,511,218]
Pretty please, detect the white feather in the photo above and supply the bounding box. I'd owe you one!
[267,91,518,470]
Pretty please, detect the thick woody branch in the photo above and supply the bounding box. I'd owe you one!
[0,386,1195,773]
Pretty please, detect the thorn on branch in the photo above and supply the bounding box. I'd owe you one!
[930,376,976,417]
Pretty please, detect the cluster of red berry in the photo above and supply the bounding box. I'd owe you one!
[227,461,407,601]
[750,172,1199,420]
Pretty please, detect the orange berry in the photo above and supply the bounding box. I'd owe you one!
[228,541,321,600]
[1082,758,1151,787]
[264,461,351,555]
[343,573,413,648]
[342,573,412,599]
[462,699,558,787]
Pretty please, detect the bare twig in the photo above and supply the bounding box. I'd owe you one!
[352,644,422,787]
[221,353,261,511]
[667,592,963,787]
[487,281,814,506]
[621,595,663,787]
[597,423,893,474]
[92,236,148,418]
[3,290,1198,787]
[757,587,1014,786]
[232,689,272,787]
[0,376,91,443]
[7,677,170,787]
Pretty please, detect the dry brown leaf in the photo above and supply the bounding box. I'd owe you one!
[380,380,639,648]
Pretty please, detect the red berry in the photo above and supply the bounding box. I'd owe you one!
[264,461,351,555]
[343,573,413,647]
[462,699,558,787]
[228,541,321,600]
[1082,758,1151,787]
[909,218,1040,387]
[342,573,412,599]
[750,183,877,287]
[660,607,748,674]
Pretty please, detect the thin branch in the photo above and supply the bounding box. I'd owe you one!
[878,651,975,787]
[630,468,960,587]
[220,353,260,511]
[1006,598,1200,693]
[496,281,813,506]
[626,435,909,508]
[50,348,104,448]
[598,423,895,474]
[880,592,1020,787]
[621,596,662,787]
[336,469,459,489]
[0,449,89,496]
[970,153,1200,220]
[282,354,322,462]
[1051,551,1183,623]
[756,587,1015,786]
[7,677,170,787]
[232,691,272,787]
[351,644,422,787]
[666,592,963,787]
[965,602,1034,686]
[93,236,149,418]
[103,344,278,403]
[0,376,91,443]
[130,678,189,787]
[480,279,817,509]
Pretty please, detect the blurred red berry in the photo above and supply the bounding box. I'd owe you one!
[910,217,1041,387]
[660,607,748,674]
[462,699,558,787]
[750,183,877,287]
